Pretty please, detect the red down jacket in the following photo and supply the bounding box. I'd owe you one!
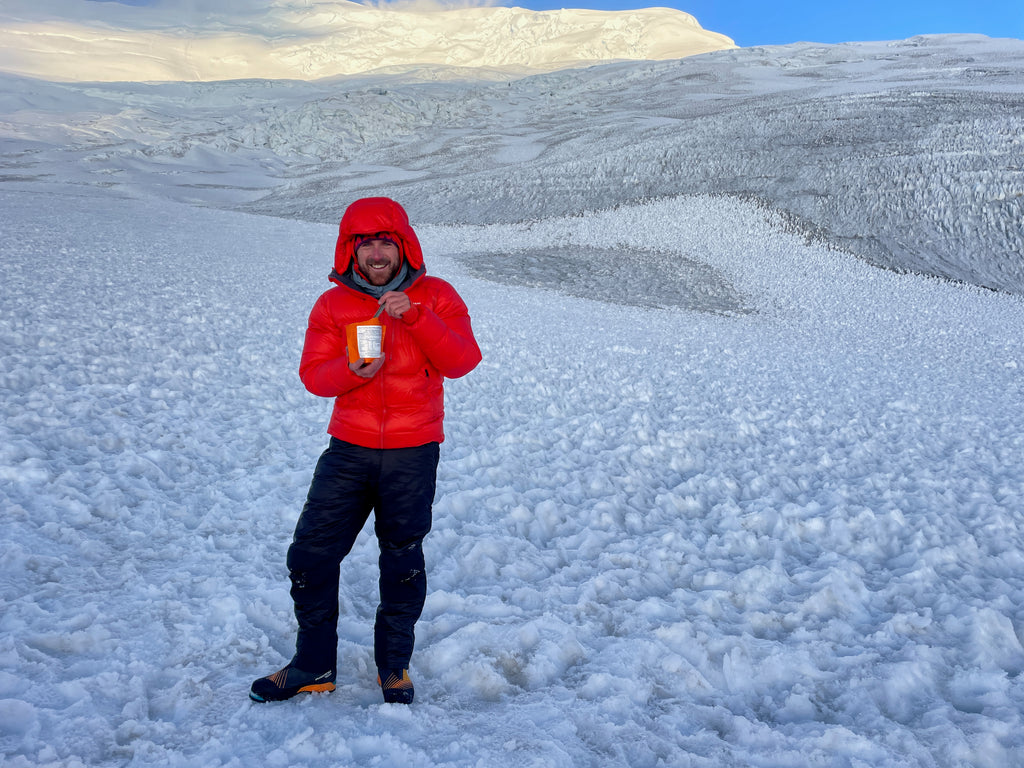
[299,198,482,449]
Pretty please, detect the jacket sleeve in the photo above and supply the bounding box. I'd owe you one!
[403,284,482,379]
[299,293,367,398]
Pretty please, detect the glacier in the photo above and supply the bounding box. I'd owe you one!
[1,25,1024,768]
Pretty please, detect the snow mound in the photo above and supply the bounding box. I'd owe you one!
[0,0,735,82]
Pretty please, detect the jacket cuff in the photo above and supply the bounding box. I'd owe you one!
[401,303,421,324]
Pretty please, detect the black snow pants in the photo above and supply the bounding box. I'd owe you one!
[286,437,439,674]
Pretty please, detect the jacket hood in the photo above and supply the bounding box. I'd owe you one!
[333,197,424,277]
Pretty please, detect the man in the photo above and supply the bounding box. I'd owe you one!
[250,197,481,704]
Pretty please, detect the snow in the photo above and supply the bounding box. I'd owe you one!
[0,0,734,82]
[3,33,1020,292]
[2,28,1024,768]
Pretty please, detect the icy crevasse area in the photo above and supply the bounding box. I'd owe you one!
[2,35,1022,293]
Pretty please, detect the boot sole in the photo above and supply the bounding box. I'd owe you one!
[249,682,335,703]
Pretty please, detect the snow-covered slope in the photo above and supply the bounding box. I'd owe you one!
[3,27,1024,768]
[0,0,735,82]
[3,159,1024,768]
[2,34,1021,293]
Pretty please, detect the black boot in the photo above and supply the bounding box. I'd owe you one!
[377,668,414,704]
[250,664,336,702]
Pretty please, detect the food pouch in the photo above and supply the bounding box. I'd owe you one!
[345,316,385,364]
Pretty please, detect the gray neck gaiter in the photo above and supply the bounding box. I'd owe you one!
[350,261,409,298]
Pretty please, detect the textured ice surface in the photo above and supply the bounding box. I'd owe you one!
[455,247,751,314]
[2,33,1024,768]
[1,35,1020,293]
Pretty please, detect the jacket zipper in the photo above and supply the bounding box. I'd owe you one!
[378,318,388,449]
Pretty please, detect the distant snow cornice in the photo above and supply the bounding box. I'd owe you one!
[0,2,736,83]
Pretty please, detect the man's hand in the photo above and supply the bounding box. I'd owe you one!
[378,291,415,320]
[349,354,385,378]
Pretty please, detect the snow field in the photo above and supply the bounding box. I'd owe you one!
[4,37,1023,294]
[0,1,734,83]
[2,183,1024,767]
[417,197,1024,765]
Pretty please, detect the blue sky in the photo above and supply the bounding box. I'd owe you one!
[511,1,1024,47]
